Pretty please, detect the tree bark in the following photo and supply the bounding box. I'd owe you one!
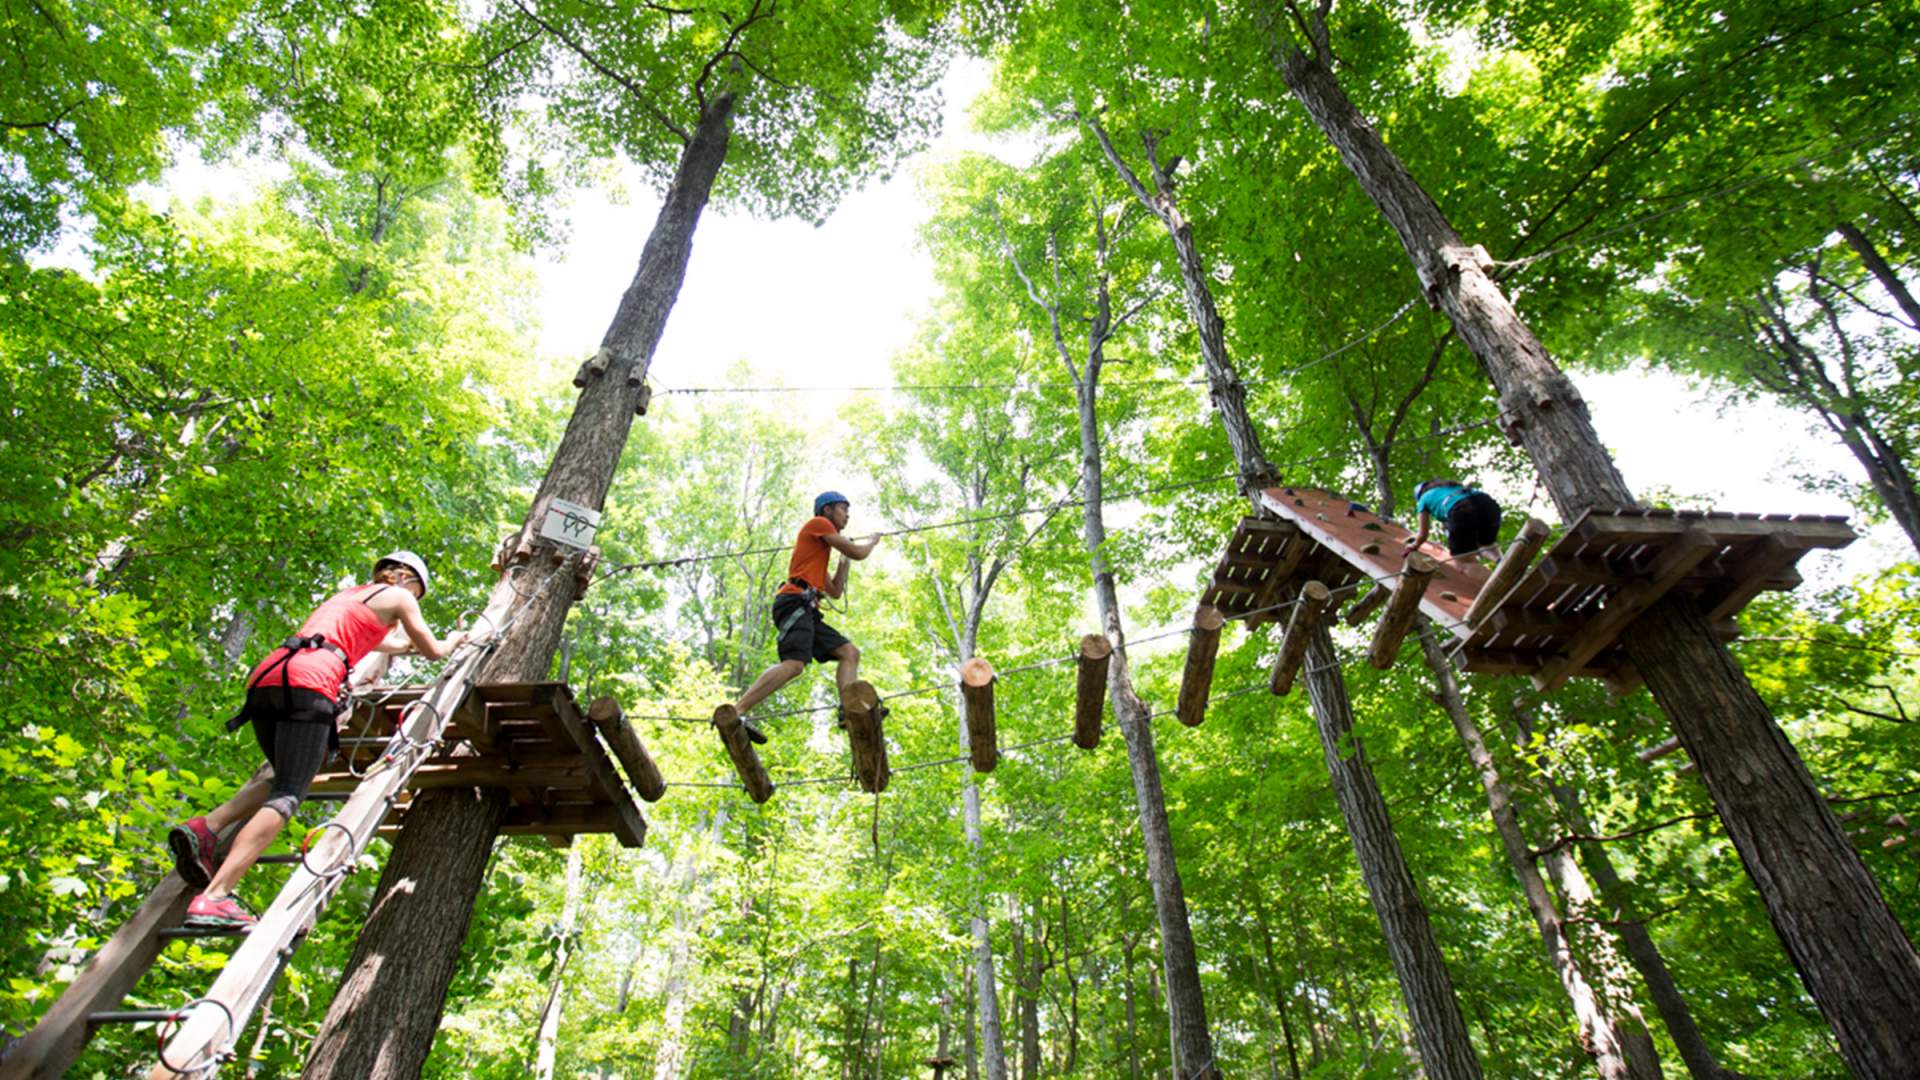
[1084,111,1477,1080]
[1518,702,1733,1080]
[301,94,736,1080]
[1280,40,1920,1075]
[1301,623,1483,1080]
[1837,220,1920,332]
[654,807,728,1080]
[1416,624,1654,1080]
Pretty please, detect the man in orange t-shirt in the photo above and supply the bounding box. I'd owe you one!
[730,491,879,741]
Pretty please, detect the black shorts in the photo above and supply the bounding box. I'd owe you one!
[772,593,851,664]
[1445,492,1503,556]
[242,685,340,818]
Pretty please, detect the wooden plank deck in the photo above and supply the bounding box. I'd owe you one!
[319,680,647,847]
[1202,488,1854,691]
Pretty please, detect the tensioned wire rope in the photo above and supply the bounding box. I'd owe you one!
[592,413,1501,579]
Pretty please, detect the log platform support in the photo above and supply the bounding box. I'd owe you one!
[1344,582,1391,627]
[588,697,666,802]
[959,659,998,773]
[1073,634,1111,749]
[1175,604,1226,727]
[1461,517,1551,629]
[712,704,774,804]
[842,680,891,794]
[1368,554,1437,669]
[1269,581,1330,696]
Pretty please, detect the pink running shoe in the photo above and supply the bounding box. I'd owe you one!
[167,818,219,888]
[183,893,256,930]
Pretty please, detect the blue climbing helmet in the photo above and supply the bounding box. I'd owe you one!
[813,491,850,517]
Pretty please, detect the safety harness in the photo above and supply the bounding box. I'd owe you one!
[776,577,821,639]
[227,585,392,739]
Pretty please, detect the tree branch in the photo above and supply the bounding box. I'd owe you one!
[510,0,692,143]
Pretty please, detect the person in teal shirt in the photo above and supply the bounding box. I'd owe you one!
[1404,480,1503,562]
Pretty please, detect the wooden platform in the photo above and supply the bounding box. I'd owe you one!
[1202,487,1854,691]
[316,681,647,847]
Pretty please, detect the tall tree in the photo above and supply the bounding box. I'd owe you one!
[301,3,944,1074]
[1269,4,1920,1073]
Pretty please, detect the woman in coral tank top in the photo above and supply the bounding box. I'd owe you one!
[167,552,468,928]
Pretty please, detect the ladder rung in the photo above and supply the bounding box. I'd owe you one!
[256,854,303,864]
[89,1009,181,1026]
[159,925,251,940]
[305,792,352,801]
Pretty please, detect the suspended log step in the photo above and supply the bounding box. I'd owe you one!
[1269,581,1330,696]
[1368,553,1437,669]
[1074,634,1110,749]
[712,704,774,804]
[1176,605,1226,727]
[960,659,998,773]
[843,680,891,794]
[588,697,666,802]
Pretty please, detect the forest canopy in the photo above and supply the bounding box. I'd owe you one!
[1,0,1916,1077]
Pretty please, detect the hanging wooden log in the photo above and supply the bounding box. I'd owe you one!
[1343,581,1391,627]
[1367,553,1437,669]
[959,658,998,773]
[1462,517,1551,629]
[842,680,891,793]
[586,347,611,379]
[711,704,773,804]
[1074,634,1111,748]
[634,383,654,416]
[1175,604,1227,727]
[1269,580,1331,696]
[587,697,666,803]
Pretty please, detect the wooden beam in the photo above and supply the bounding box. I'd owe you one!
[588,697,667,803]
[1343,581,1390,627]
[310,758,587,794]
[500,804,619,835]
[842,680,891,794]
[1269,581,1330,696]
[1489,608,1585,640]
[548,690,647,849]
[1455,648,1619,679]
[1462,517,1551,630]
[1702,535,1795,623]
[1367,554,1437,669]
[1074,634,1110,749]
[712,704,774,804]
[1533,525,1721,693]
[1175,604,1227,727]
[1572,512,1855,549]
[960,658,998,773]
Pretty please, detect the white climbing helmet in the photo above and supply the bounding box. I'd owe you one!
[374,550,432,594]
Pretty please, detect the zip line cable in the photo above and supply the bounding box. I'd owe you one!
[594,415,1500,579]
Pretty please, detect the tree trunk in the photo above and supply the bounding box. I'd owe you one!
[956,690,1010,1080]
[301,94,736,1080]
[966,961,981,1080]
[532,845,587,1080]
[654,806,728,1080]
[1837,220,1920,332]
[1014,920,1039,1080]
[1083,111,1476,1080]
[1279,42,1920,1076]
[1416,624,1654,1080]
[1251,892,1304,1080]
[1300,623,1483,1080]
[1516,707,1734,1080]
